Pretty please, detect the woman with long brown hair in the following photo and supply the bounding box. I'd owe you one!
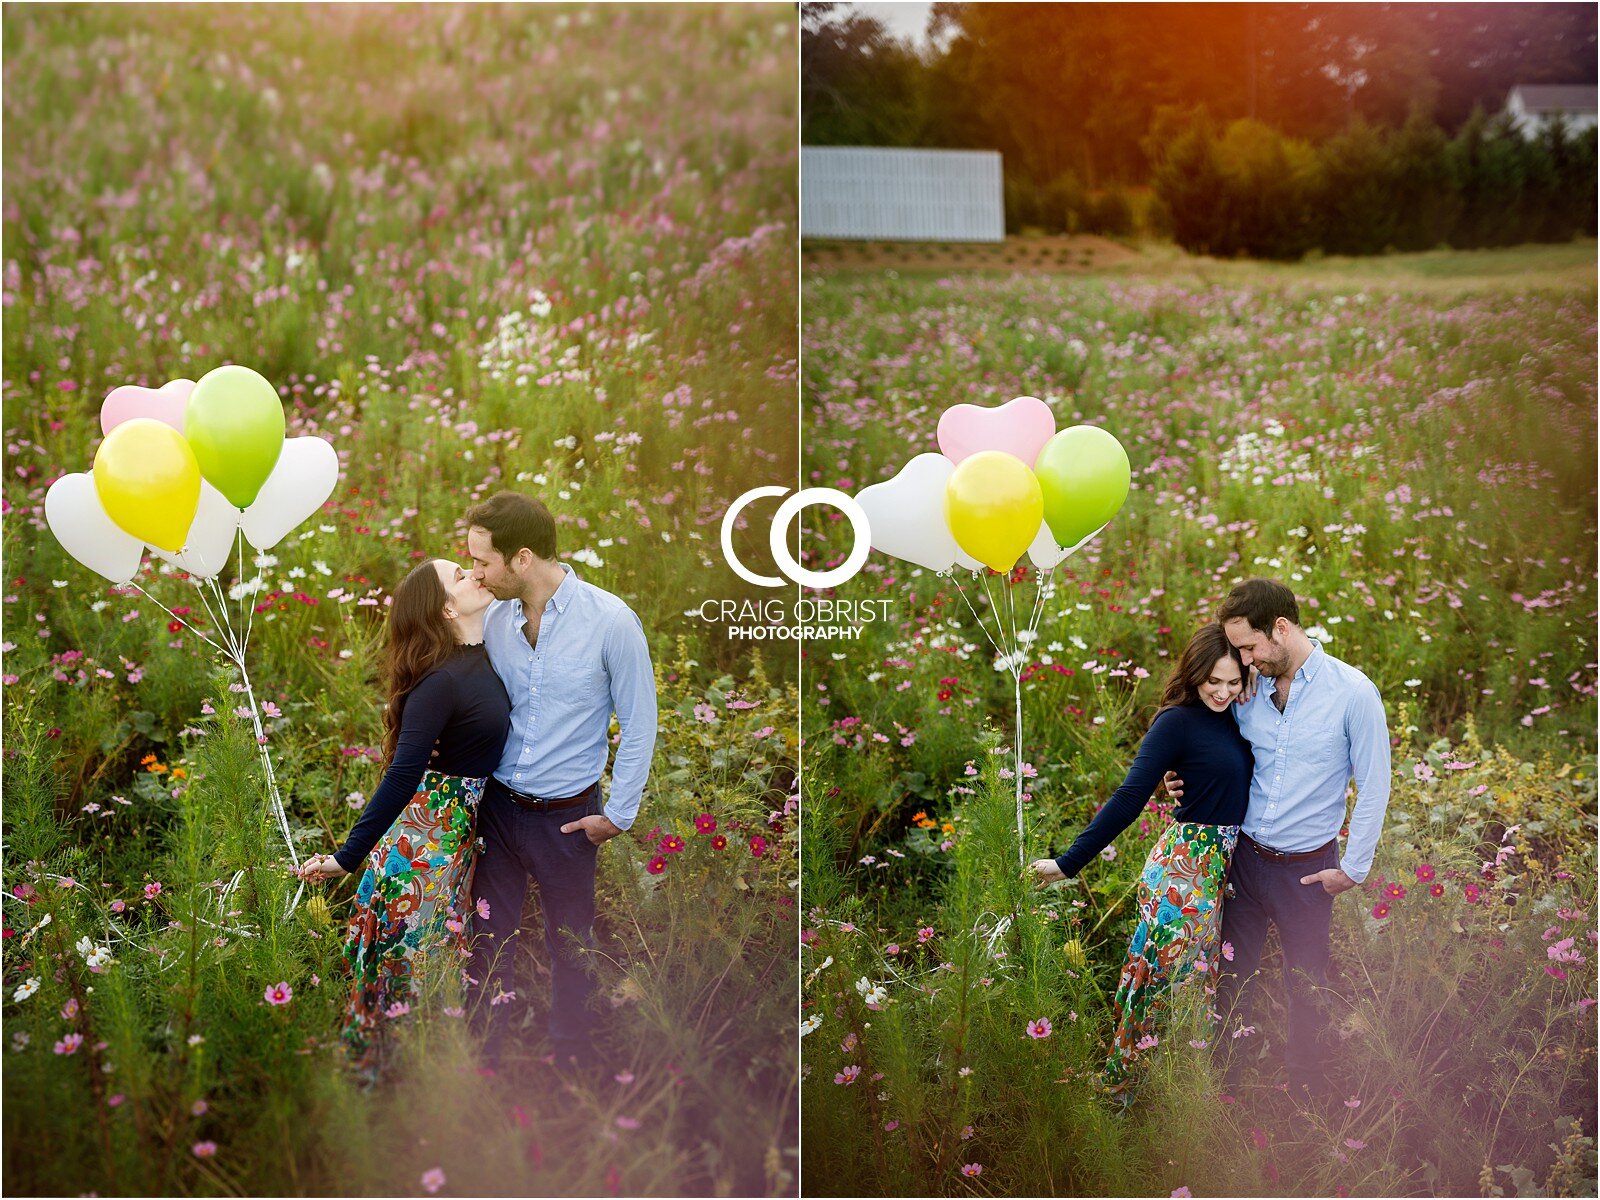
[1028,622,1252,1104]
[299,558,510,1075]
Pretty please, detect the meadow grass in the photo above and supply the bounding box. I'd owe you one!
[798,254,1596,1195]
[3,5,798,1195]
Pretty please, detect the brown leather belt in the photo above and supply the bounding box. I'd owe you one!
[1240,832,1336,863]
[489,777,597,814]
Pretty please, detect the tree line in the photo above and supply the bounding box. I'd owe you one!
[803,2,1597,255]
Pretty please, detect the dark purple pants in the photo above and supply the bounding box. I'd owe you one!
[1214,835,1338,1098]
[469,779,600,1067]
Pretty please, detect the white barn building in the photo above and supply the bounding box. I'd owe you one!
[801,147,1005,242]
[1504,85,1598,137]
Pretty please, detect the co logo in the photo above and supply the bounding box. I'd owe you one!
[720,486,872,589]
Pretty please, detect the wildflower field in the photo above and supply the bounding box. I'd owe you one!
[2,5,798,1196]
[799,246,1598,1197]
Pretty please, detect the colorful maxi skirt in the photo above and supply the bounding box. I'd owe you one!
[1102,820,1239,1099]
[339,769,486,1074]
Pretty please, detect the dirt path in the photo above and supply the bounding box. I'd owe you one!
[802,234,1144,275]
[803,236,1597,295]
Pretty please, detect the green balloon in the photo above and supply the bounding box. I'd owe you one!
[185,365,286,509]
[1033,425,1131,549]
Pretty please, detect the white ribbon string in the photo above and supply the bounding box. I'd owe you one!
[126,536,305,919]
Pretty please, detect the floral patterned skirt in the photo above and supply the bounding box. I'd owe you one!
[339,769,485,1074]
[1102,820,1239,1099]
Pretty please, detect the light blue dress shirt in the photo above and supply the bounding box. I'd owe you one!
[1233,642,1391,883]
[482,565,658,831]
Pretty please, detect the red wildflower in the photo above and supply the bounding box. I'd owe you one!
[1415,863,1436,883]
[1371,902,1390,919]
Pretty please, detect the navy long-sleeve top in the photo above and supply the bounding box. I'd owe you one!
[1054,701,1251,878]
[333,644,511,874]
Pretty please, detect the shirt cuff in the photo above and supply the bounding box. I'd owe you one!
[1338,857,1367,885]
[604,804,635,832]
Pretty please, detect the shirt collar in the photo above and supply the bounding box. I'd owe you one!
[1263,640,1323,701]
[1298,640,1325,682]
[549,563,578,613]
[508,563,580,624]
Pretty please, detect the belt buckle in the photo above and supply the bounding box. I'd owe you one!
[1253,837,1286,861]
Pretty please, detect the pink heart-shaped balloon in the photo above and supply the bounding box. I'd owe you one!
[936,395,1057,467]
[100,379,195,437]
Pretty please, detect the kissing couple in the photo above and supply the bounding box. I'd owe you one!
[1030,578,1391,1108]
[298,491,658,1080]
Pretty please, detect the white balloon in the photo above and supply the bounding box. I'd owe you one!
[45,472,146,584]
[150,480,240,580]
[241,437,340,551]
[1026,522,1109,571]
[1026,521,1068,570]
[857,453,982,574]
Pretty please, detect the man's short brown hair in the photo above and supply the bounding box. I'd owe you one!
[1216,578,1300,636]
[465,492,556,562]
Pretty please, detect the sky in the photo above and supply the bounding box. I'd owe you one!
[848,2,937,50]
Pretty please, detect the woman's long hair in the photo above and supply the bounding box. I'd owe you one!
[1156,623,1246,715]
[380,561,458,769]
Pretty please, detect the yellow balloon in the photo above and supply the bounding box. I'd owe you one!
[93,418,201,553]
[944,450,1043,572]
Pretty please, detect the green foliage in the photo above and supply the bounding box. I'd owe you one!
[1148,107,1599,260]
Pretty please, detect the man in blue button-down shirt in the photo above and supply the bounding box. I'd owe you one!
[1170,578,1390,1104]
[462,492,658,1074]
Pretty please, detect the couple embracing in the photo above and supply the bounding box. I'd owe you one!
[1031,578,1391,1107]
[298,491,658,1079]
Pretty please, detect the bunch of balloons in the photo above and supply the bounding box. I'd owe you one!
[46,365,338,583]
[45,364,341,917]
[855,395,1130,576]
[854,395,1132,866]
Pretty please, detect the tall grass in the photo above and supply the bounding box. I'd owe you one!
[799,258,1596,1195]
[3,4,798,1195]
